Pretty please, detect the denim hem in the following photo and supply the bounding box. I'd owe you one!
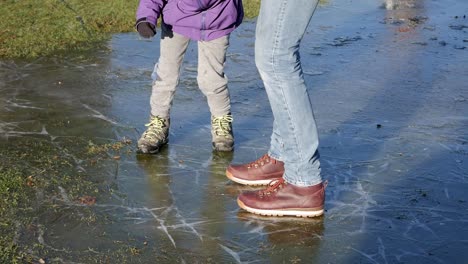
[267,151,282,162]
[283,175,323,187]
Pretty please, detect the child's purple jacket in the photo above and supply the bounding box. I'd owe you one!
[136,0,243,41]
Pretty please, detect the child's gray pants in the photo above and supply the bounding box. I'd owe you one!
[150,23,231,118]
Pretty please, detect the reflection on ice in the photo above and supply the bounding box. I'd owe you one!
[384,0,417,10]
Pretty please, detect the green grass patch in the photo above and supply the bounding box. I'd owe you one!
[0,0,328,58]
[0,0,138,58]
[0,167,28,263]
[243,0,261,19]
[0,167,25,211]
[0,135,134,262]
[0,0,264,59]
[0,238,20,264]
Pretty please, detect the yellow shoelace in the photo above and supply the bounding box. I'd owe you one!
[212,114,233,137]
[143,116,166,139]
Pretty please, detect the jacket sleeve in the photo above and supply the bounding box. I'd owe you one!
[136,0,165,26]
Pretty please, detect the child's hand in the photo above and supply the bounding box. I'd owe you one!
[136,20,156,38]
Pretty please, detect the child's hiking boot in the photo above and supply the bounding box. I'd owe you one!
[137,116,170,154]
[211,114,234,152]
[237,178,327,218]
[226,154,284,186]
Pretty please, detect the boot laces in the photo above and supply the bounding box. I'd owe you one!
[247,154,271,169]
[260,178,285,196]
[212,114,233,137]
[143,116,166,139]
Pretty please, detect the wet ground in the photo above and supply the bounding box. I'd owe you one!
[1,0,467,263]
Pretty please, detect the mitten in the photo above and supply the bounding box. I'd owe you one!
[136,18,156,38]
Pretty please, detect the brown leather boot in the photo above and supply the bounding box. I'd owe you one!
[237,178,327,218]
[226,154,284,185]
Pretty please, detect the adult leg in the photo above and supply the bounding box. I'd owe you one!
[235,0,326,217]
[255,0,321,186]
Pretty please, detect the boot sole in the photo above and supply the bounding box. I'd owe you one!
[237,199,324,218]
[212,143,234,152]
[137,141,168,154]
[226,170,277,186]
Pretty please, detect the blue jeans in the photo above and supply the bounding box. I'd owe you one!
[255,0,322,186]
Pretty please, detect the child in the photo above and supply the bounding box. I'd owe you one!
[135,0,243,154]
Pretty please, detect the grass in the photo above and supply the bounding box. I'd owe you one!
[0,167,28,263]
[0,0,138,58]
[0,137,132,262]
[0,0,263,59]
[0,167,25,210]
[243,0,261,19]
[0,0,328,58]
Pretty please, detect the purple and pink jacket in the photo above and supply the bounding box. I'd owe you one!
[136,0,244,41]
